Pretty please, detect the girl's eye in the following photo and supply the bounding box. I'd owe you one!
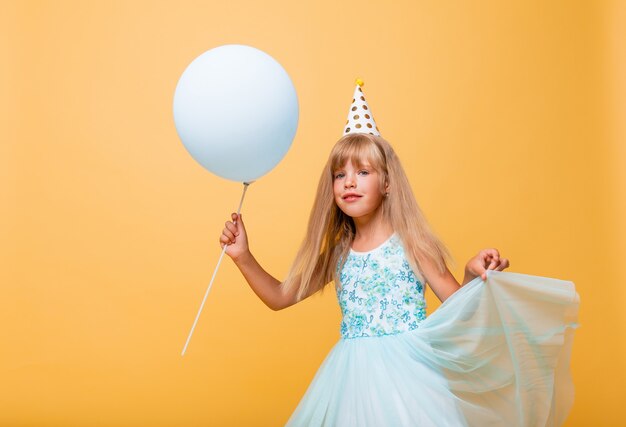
[334,172,345,179]
[358,170,369,176]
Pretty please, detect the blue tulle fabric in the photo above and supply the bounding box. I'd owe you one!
[286,237,579,427]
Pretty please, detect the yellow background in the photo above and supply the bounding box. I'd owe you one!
[2,0,624,425]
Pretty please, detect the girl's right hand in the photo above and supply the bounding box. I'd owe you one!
[219,213,249,261]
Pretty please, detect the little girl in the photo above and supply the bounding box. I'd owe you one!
[219,82,578,426]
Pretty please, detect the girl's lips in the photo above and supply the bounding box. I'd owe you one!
[343,195,361,202]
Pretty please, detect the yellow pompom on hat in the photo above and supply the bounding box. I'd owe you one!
[343,78,380,136]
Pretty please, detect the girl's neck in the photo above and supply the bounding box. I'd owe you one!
[352,216,394,252]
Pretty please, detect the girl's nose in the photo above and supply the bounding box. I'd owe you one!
[344,174,356,188]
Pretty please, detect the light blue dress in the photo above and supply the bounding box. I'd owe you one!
[286,234,579,427]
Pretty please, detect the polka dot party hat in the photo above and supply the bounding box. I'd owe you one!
[343,78,380,136]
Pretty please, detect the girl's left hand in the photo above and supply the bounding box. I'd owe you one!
[465,248,510,281]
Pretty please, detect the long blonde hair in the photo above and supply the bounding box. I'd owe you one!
[282,133,453,301]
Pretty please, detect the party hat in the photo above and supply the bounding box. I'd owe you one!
[343,78,380,136]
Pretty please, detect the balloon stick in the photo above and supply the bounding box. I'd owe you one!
[181,182,252,356]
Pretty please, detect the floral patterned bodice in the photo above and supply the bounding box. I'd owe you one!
[336,234,427,339]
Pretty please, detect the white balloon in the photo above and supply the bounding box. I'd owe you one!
[173,45,299,182]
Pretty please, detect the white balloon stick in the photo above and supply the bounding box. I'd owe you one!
[181,182,252,356]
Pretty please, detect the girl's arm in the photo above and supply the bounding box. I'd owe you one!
[220,213,317,311]
[418,258,461,303]
[419,248,510,303]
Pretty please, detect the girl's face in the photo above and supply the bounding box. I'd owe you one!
[333,160,386,221]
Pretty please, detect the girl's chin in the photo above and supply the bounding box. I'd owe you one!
[339,208,368,219]
[337,206,356,217]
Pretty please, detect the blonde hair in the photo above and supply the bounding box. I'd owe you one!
[282,133,453,301]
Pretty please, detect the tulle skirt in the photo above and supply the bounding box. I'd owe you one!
[286,270,579,427]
